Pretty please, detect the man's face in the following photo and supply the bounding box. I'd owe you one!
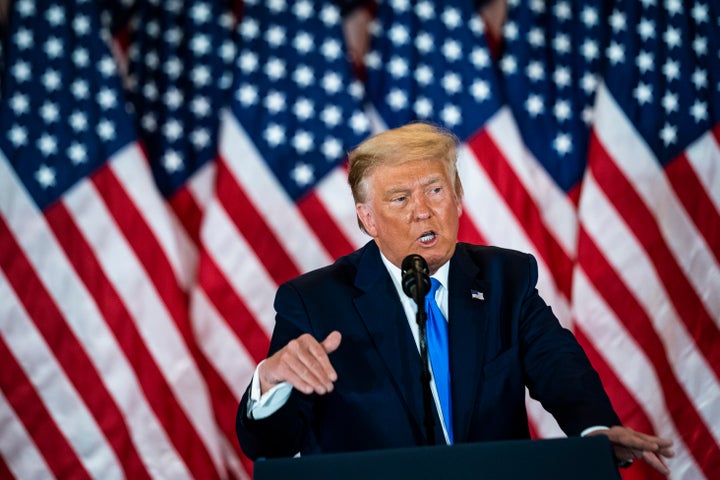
[356,158,462,274]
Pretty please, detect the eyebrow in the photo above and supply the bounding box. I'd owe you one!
[383,175,445,198]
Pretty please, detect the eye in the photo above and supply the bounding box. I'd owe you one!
[392,195,407,203]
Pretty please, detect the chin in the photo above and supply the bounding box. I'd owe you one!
[424,255,444,274]
[424,248,453,272]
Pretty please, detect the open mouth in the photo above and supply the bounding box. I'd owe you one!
[418,231,437,244]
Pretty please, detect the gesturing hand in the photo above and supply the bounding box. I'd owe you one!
[588,426,674,476]
[258,331,342,396]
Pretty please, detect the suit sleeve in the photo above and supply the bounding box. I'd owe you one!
[235,282,317,459]
[517,254,621,435]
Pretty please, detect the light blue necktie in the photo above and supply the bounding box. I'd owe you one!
[425,278,454,444]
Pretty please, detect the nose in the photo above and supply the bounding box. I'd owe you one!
[412,193,431,220]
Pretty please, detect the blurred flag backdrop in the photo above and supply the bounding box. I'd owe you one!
[0,0,717,479]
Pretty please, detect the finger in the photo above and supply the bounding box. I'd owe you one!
[658,446,675,458]
[608,427,671,452]
[289,336,337,393]
[641,451,670,476]
[317,331,342,383]
[631,430,674,449]
[284,364,326,396]
[258,351,317,395]
[322,330,342,354]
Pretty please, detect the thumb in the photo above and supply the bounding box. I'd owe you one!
[322,330,342,354]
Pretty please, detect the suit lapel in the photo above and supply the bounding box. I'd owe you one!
[352,242,428,441]
[448,245,490,443]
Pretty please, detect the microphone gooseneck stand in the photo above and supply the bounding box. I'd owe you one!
[401,254,435,446]
[412,286,435,446]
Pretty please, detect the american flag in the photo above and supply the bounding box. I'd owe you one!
[498,0,720,478]
[1,1,718,480]
[572,1,720,478]
[366,0,719,479]
[0,0,240,477]
[494,0,611,442]
[190,0,370,476]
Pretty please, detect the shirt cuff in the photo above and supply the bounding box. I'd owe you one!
[247,361,293,420]
[580,425,609,437]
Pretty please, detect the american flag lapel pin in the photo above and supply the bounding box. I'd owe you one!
[471,290,484,301]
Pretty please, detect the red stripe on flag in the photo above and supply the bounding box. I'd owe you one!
[578,226,720,477]
[297,191,355,260]
[0,336,90,480]
[216,157,301,286]
[0,216,149,479]
[575,327,657,436]
[589,137,720,367]
[169,186,204,246]
[575,328,663,480]
[91,167,192,334]
[43,202,217,479]
[196,249,270,364]
[195,352,254,476]
[458,212,487,246]
[664,155,720,264]
[0,454,13,480]
[467,132,574,297]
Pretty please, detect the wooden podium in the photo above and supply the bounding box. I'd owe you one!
[253,436,621,479]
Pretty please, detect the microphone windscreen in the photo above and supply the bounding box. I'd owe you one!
[401,254,430,299]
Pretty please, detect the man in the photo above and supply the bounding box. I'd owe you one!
[235,123,674,474]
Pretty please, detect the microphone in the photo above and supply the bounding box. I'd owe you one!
[401,254,431,304]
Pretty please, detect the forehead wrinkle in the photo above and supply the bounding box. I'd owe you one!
[386,173,444,191]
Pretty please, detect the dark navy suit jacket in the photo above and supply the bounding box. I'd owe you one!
[236,241,620,459]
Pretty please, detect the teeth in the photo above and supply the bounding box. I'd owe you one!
[420,232,435,242]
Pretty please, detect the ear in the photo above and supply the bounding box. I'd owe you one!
[455,196,463,217]
[356,203,377,237]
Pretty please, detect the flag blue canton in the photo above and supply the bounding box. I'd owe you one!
[365,0,502,141]
[0,0,136,210]
[121,0,236,198]
[500,0,611,193]
[231,0,370,202]
[603,1,720,166]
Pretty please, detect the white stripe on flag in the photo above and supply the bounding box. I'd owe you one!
[200,192,277,336]
[685,131,720,213]
[579,171,720,444]
[573,268,704,480]
[63,167,224,471]
[186,161,218,216]
[315,166,370,250]
[485,108,577,256]
[594,86,720,322]
[219,110,333,272]
[110,144,198,290]
[0,389,55,480]
[0,270,124,479]
[0,153,189,478]
[190,286,257,399]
